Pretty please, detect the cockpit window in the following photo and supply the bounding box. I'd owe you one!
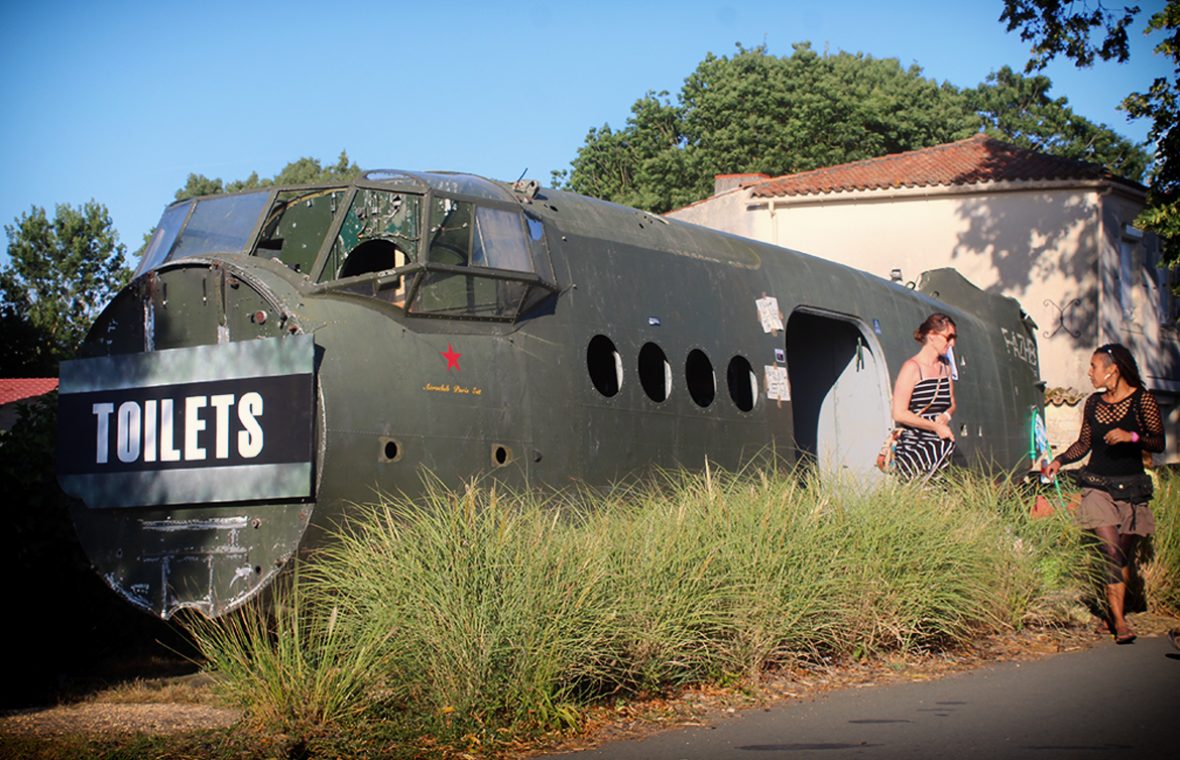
[426,198,537,273]
[320,189,421,282]
[472,206,533,271]
[254,189,347,274]
[404,197,546,318]
[134,201,192,278]
[168,191,271,261]
[428,197,474,265]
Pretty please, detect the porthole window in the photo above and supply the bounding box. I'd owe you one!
[685,349,715,407]
[727,356,757,412]
[491,444,513,467]
[638,342,671,402]
[379,436,403,462]
[587,335,623,397]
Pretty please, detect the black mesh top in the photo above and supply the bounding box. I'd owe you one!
[1056,388,1165,476]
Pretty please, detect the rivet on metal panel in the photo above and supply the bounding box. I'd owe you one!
[251,518,262,529]
[251,310,268,325]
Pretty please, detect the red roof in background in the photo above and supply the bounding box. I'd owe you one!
[0,378,59,406]
[747,134,1140,199]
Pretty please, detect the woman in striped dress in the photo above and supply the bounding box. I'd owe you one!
[890,313,957,481]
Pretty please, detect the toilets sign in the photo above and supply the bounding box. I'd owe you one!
[57,335,315,508]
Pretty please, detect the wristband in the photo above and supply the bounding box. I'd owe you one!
[1131,432,1140,444]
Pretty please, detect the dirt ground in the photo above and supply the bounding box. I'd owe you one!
[1,612,1177,754]
[0,672,240,738]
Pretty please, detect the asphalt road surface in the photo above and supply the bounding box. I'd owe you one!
[546,635,1178,759]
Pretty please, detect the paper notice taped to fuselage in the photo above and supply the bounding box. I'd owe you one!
[756,296,783,333]
[765,365,790,401]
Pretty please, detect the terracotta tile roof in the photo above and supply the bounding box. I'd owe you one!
[747,134,1139,198]
[0,378,59,406]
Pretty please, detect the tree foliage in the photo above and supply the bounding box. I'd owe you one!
[558,43,1147,213]
[1001,0,1180,267]
[969,65,1148,180]
[1,201,131,373]
[1001,0,1140,69]
[175,150,362,201]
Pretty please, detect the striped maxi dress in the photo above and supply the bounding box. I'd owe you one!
[894,368,955,480]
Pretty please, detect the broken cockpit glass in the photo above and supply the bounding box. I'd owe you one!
[319,189,422,291]
[312,190,556,321]
[253,188,348,274]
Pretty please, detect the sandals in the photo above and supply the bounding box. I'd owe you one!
[1169,629,1179,651]
[1114,629,1137,645]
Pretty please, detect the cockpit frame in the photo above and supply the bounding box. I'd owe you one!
[134,171,559,323]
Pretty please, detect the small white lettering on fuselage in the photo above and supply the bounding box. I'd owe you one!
[92,392,264,465]
[1000,327,1038,368]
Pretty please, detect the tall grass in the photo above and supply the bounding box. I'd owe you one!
[184,568,391,736]
[189,465,1167,751]
[1143,468,1180,614]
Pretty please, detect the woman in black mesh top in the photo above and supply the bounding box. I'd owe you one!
[1044,344,1165,644]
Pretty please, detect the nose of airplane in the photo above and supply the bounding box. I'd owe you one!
[58,258,320,619]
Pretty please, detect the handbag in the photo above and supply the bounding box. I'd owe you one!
[876,374,944,473]
[1068,470,1154,503]
[876,427,903,472]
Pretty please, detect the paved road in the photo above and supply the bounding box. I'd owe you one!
[546,635,1178,759]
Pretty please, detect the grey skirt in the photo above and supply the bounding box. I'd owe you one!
[1076,487,1156,537]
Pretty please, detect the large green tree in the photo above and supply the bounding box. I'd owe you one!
[1,201,131,373]
[1001,0,1180,266]
[558,43,1148,213]
[175,150,362,201]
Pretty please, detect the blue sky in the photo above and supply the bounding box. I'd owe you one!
[0,0,1170,266]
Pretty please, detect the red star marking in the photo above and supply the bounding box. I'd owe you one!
[440,343,461,371]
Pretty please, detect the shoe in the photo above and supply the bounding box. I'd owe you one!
[1169,629,1179,651]
[1115,630,1136,645]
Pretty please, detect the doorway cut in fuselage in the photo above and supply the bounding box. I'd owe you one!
[785,310,891,480]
